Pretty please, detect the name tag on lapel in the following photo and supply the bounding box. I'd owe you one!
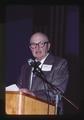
[42,64,52,71]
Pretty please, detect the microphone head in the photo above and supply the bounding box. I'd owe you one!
[28,59,41,67]
[28,59,34,66]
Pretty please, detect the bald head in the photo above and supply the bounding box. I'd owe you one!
[30,32,49,43]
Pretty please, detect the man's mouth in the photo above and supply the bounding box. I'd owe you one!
[36,51,42,54]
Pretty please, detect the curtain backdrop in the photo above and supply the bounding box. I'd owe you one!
[32,5,67,57]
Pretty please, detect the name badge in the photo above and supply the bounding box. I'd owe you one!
[42,64,52,71]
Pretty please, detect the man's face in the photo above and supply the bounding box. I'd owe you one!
[29,33,50,61]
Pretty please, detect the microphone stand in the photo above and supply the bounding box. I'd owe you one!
[33,67,79,112]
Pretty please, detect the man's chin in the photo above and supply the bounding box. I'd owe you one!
[35,56,43,61]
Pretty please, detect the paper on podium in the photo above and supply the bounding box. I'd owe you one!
[5,84,19,91]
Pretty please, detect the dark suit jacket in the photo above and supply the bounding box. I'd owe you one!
[17,53,69,103]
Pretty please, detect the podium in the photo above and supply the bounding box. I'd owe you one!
[5,91,56,115]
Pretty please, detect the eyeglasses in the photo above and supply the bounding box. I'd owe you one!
[29,41,49,49]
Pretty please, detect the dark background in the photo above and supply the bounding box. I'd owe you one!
[0,5,82,115]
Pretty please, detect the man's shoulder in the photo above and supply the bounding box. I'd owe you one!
[49,53,67,61]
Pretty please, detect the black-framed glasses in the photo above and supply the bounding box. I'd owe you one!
[29,41,49,49]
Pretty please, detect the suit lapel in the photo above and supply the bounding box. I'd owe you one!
[42,54,55,77]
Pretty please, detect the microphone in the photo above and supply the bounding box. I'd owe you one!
[28,58,41,74]
[28,58,41,68]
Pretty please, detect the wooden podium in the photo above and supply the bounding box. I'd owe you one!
[5,91,56,115]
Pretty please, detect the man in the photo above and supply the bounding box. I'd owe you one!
[17,32,69,114]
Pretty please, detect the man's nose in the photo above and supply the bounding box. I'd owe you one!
[35,44,40,49]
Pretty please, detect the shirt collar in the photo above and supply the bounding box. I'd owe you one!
[38,53,49,68]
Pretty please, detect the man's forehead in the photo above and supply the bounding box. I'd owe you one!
[30,33,48,42]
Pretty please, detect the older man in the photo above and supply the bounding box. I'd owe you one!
[17,32,69,114]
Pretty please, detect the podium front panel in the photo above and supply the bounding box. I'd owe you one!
[23,94,55,114]
[5,91,56,115]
